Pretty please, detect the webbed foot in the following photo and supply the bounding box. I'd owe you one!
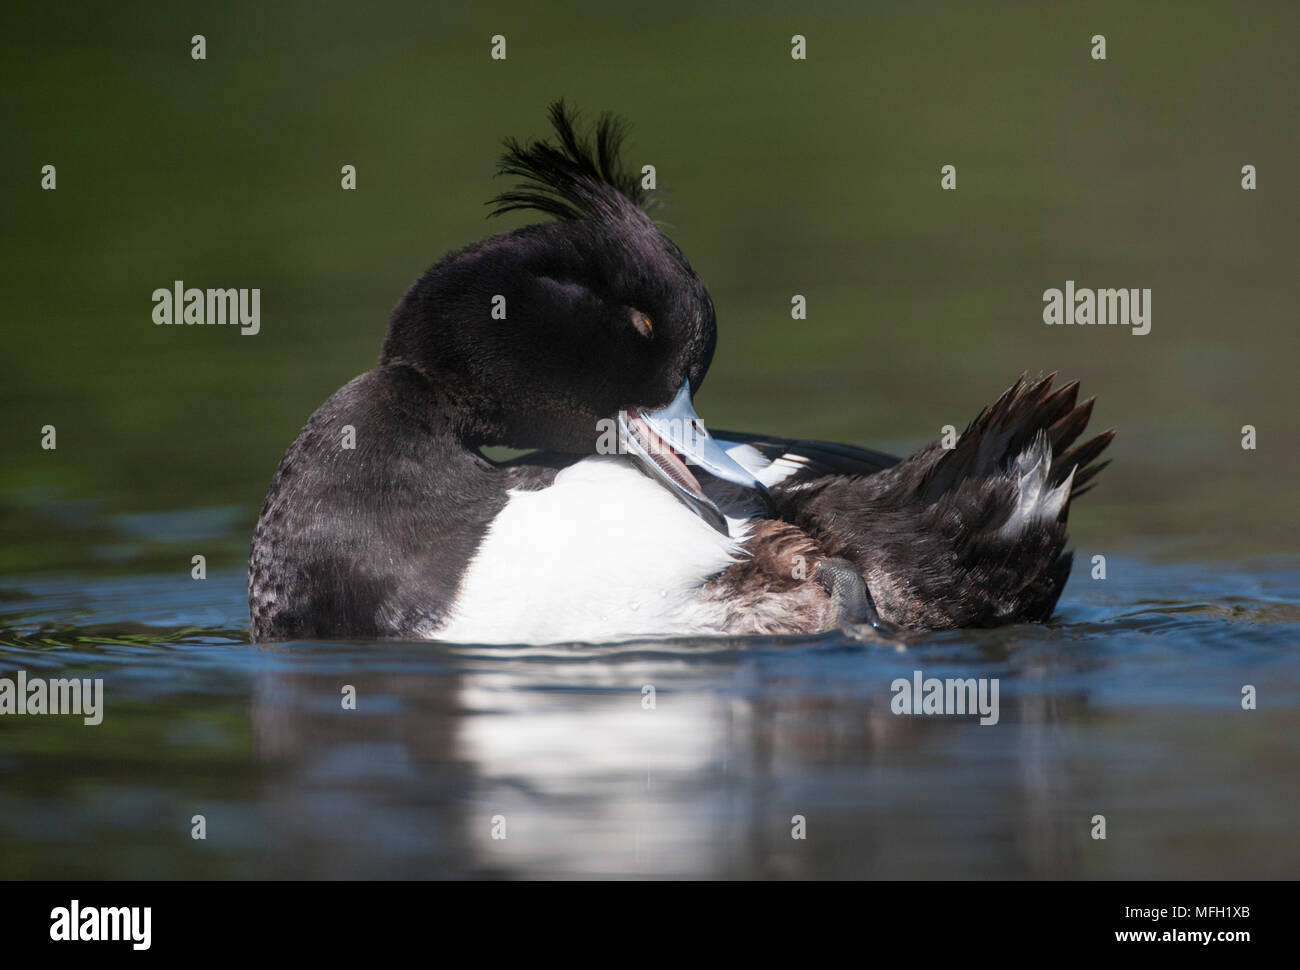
[815,557,898,636]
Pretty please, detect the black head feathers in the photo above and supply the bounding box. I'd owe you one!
[490,101,654,223]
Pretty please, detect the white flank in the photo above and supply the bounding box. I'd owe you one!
[434,456,748,644]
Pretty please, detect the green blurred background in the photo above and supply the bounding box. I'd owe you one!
[3,0,1297,579]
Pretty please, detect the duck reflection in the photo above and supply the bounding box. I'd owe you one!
[247,640,1090,878]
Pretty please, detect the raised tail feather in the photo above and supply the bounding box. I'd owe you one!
[769,374,1114,630]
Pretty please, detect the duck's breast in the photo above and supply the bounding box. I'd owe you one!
[434,456,746,644]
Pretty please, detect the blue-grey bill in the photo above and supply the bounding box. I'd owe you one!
[617,380,771,536]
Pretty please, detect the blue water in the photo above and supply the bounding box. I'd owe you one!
[0,556,1296,878]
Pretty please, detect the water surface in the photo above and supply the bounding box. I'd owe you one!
[2,555,1295,879]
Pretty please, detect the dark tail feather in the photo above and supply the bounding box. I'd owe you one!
[921,373,1113,510]
[1059,432,1115,497]
[777,374,1114,630]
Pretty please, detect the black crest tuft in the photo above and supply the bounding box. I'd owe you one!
[489,101,653,222]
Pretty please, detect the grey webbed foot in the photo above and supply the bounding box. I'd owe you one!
[815,558,898,635]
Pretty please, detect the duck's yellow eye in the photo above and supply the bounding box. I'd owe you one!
[632,312,654,339]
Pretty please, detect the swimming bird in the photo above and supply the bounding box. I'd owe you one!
[248,103,1112,644]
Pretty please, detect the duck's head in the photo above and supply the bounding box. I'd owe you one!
[381,102,766,532]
